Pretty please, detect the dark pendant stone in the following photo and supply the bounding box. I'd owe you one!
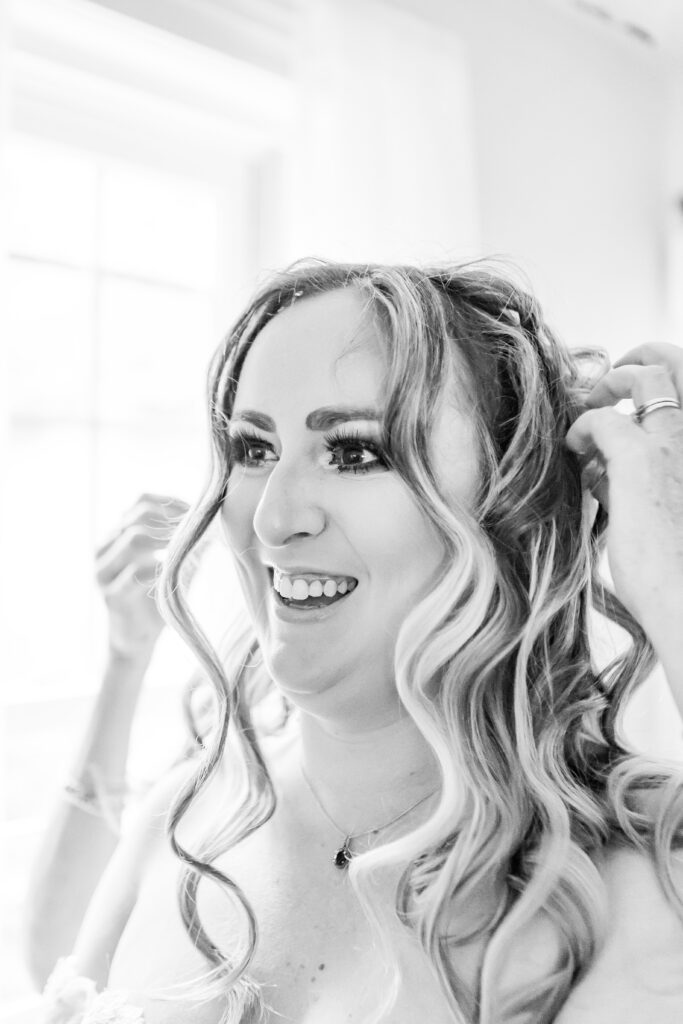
[334,845,352,868]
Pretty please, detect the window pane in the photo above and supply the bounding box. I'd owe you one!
[98,277,216,426]
[6,423,96,696]
[100,163,219,288]
[93,423,210,522]
[6,260,94,420]
[5,135,97,266]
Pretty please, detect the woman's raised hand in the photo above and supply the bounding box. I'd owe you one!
[95,493,190,660]
[565,343,683,669]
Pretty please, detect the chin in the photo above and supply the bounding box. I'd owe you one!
[264,647,337,697]
[259,638,352,707]
[265,645,398,725]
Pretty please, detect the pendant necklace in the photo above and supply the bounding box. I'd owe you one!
[300,763,436,869]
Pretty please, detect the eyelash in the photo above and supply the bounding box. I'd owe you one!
[228,428,388,475]
[227,431,274,469]
[323,427,388,474]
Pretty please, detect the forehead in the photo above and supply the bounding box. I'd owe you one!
[233,282,481,502]
[235,287,385,409]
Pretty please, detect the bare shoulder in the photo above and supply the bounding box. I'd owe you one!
[555,844,683,1023]
[71,756,200,986]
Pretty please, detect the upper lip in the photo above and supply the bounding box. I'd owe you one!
[264,562,358,578]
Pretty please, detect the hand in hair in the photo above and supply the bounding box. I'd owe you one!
[95,493,191,660]
[565,342,683,707]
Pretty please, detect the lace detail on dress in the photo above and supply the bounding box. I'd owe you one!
[42,957,145,1024]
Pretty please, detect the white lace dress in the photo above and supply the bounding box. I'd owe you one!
[41,957,145,1024]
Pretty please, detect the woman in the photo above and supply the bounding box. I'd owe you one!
[43,260,683,1024]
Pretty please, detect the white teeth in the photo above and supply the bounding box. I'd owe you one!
[272,569,356,602]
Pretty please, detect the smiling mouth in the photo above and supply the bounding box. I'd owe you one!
[269,568,358,610]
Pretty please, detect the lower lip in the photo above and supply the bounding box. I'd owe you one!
[270,589,354,623]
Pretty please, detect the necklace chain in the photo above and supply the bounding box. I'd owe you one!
[300,762,436,868]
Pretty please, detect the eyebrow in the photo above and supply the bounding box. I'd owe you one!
[231,406,381,432]
[306,406,380,430]
[231,409,276,431]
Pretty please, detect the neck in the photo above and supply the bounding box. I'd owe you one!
[295,707,440,837]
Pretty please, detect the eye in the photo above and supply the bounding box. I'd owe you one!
[324,430,388,475]
[228,431,278,469]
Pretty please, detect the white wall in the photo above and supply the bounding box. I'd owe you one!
[285,0,481,266]
[383,0,672,357]
[665,66,683,343]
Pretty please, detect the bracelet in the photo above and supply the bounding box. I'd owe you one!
[62,773,129,835]
[63,781,126,810]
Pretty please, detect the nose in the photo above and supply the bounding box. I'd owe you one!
[252,459,326,548]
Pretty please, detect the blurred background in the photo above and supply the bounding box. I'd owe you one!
[1,0,682,1018]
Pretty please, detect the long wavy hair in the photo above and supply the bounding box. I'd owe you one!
[158,258,683,1023]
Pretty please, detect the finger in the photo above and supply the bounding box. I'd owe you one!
[580,456,610,510]
[137,492,190,507]
[96,525,171,568]
[565,406,643,464]
[584,364,681,434]
[120,495,190,534]
[96,499,189,558]
[613,342,683,395]
[585,364,677,408]
[102,561,160,601]
[95,535,164,586]
[97,558,159,596]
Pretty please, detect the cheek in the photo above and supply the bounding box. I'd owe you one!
[219,485,267,626]
[394,512,445,588]
[350,483,446,589]
[219,474,257,553]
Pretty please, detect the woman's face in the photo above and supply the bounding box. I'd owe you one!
[220,287,480,724]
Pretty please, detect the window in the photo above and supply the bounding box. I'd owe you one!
[1,1,293,1015]
[6,136,223,697]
